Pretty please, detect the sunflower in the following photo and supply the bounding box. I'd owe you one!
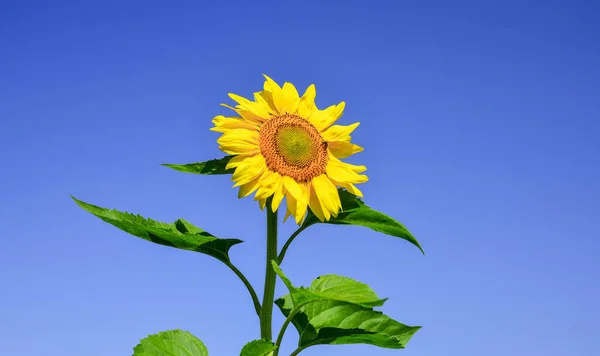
[211,75,368,224]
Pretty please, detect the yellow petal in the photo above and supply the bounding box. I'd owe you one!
[327,141,364,159]
[347,163,367,173]
[297,84,316,119]
[308,109,336,132]
[263,75,284,115]
[271,179,285,212]
[308,102,345,132]
[238,175,262,198]
[254,170,283,201]
[331,180,364,197]
[294,183,309,224]
[228,93,271,120]
[280,82,300,114]
[308,182,327,222]
[312,174,341,219]
[254,91,278,115]
[217,129,260,155]
[217,128,259,145]
[232,155,266,186]
[218,142,260,156]
[323,101,345,120]
[326,161,368,184]
[322,122,360,142]
[226,153,255,170]
[282,176,303,202]
[259,198,267,211]
[221,103,268,125]
[282,178,309,224]
[211,115,258,133]
[284,192,297,223]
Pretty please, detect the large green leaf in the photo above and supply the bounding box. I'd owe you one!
[304,189,424,254]
[72,197,242,263]
[133,329,208,356]
[162,156,234,175]
[240,340,276,356]
[273,262,420,350]
[272,262,386,308]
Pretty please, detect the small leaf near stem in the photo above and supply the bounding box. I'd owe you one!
[240,339,277,356]
[133,329,208,356]
[260,197,278,340]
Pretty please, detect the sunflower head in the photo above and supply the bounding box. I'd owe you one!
[211,75,368,224]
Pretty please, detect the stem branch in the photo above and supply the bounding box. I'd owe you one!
[277,224,311,264]
[289,345,309,356]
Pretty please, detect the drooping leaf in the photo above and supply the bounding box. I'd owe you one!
[273,262,420,350]
[133,329,208,356]
[162,156,234,175]
[72,197,242,263]
[303,189,424,254]
[240,339,276,356]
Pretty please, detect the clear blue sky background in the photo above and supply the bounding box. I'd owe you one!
[1,0,598,355]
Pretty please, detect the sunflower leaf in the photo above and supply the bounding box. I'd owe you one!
[162,156,235,175]
[271,261,386,308]
[240,339,277,356]
[72,197,242,264]
[272,261,421,350]
[133,329,208,356]
[304,188,424,254]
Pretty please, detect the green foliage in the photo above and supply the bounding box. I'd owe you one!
[162,156,234,175]
[72,197,242,264]
[133,330,208,356]
[240,340,277,356]
[75,153,424,355]
[303,189,424,254]
[272,262,386,308]
[272,261,420,351]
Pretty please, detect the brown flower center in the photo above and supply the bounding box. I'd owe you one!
[259,114,328,182]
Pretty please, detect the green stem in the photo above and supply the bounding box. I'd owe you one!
[277,224,311,265]
[272,308,299,356]
[260,198,278,340]
[225,262,261,317]
[289,346,309,356]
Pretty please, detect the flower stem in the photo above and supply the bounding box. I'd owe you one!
[260,198,278,340]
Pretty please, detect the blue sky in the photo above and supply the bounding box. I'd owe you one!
[1,0,598,355]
